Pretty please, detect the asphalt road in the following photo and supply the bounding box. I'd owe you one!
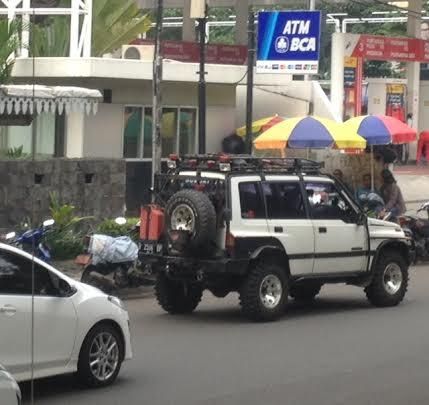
[23,265,429,405]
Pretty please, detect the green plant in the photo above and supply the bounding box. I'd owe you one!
[5,145,29,159]
[33,0,152,57]
[47,192,92,260]
[92,0,151,56]
[0,19,22,84]
[96,217,139,241]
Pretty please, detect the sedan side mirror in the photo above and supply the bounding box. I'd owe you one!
[58,279,75,297]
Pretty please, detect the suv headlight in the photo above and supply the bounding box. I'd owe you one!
[108,296,126,310]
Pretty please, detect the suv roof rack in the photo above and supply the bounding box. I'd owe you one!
[167,154,323,175]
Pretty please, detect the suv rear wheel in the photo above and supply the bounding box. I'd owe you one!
[365,250,408,307]
[240,262,288,322]
[155,273,203,314]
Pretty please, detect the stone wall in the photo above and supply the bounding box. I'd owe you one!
[0,159,126,227]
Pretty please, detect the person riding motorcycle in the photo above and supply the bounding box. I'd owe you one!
[378,169,406,222]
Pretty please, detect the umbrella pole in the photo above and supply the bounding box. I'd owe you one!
[371,145,375,191]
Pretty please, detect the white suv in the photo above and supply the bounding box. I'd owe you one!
[141,155,411,322]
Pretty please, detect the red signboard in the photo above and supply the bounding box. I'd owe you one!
[346,34,429,63]
[132,39,247,65]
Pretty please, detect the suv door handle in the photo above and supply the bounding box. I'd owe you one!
[274,226,283,233]
[318,227,327,233]
[0,305,16,316]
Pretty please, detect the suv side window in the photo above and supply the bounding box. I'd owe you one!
[263,182,306,219]
[239,182,266,219]
[305,182,357,222]
[0,251,57,296]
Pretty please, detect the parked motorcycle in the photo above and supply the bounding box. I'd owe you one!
[77,217,153,294]
[399,201,429,262]
[2,219,55,262]
[358,192,385,218]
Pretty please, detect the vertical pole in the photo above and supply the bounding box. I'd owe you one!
[406,0,422,161]
[304,0,316,81]
[198,7,207,154]
[331,32,345,121]
[151,0,163,198]
[245,10,255,154]
[354,57,363,116]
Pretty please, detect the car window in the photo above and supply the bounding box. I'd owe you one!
[239,182,266,219]
[0,251,58,296]
[305,182,357,222]
[263,182,306,219]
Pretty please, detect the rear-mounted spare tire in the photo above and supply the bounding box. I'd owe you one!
[165,189,216,252]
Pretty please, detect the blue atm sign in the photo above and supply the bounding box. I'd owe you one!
[257,11,322,74]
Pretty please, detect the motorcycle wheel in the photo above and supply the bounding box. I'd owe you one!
[81,266,116,294]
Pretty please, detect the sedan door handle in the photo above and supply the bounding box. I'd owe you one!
[318,227,327,233]
[0,305,17,316]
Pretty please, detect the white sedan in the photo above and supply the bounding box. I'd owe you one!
[0,243,132,388]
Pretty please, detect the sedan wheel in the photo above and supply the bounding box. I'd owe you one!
[89,332,120,382]
[77,324,124,388]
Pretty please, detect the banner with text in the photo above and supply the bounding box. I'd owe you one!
[257,10,322,74]
[344,33,429,62]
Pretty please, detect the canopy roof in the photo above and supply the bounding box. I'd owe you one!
[137,0,377,8]
[0,85,102,116]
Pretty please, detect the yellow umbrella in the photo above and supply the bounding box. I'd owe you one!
[253,116,366,150]
[236,115,283,137]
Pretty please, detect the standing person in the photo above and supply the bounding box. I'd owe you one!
[417,130,429,165]
[222,133,245,155]
[333,169,353,193]
[379,169,406,221]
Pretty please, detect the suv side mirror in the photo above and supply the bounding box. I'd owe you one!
[356,212,367,226]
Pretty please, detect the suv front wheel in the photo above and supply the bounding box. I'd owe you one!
[240,262,288,322]
[365,250,408,307]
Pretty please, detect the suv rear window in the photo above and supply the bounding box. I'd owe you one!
[239,182,265,219]
[263,182,306,219]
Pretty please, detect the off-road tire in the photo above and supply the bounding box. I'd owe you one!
[77,323,124,388]
[155,273,203,314]
[165,189,216,251]
[239,262,288,322]
[290,283,322,303]
[365,250,408,307]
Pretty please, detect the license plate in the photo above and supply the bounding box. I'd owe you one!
[142,242,163,255]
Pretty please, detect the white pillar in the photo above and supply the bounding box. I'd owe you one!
[234,0,248,46]
[407,0,422,160]
[82,0,92,57]
[21,0,30,58]
[330,32,345,121]
[182,0,195,41]
[65,112,85,158]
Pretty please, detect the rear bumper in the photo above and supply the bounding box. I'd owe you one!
[139,253,249,276]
